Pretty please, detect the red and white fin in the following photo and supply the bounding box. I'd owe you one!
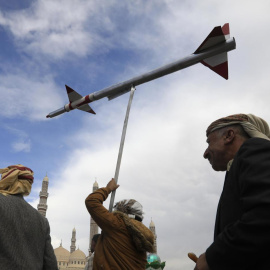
[195,23,230,79]
[65,85,96,114]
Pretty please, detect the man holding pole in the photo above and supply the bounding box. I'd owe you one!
[192,114,270,270]
[85,178,154,270]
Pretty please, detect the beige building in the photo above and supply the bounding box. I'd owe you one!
[54,241,87,269]
[149,219,157,254]
[88,180,99,256]
[37,175,89,269]
[37,174,49,217]
[54,243,69,269]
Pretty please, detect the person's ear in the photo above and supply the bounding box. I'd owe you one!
[224,129,235,144]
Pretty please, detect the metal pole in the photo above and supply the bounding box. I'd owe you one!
[108,85,136,212]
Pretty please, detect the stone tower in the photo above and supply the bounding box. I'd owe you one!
[89,180,99,256]
[37,174,49,217]
[70,227,76,253]
[149,219,157,253]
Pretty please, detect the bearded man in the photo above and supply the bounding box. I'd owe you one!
[194,114,270,270]
[85,178,154,270]
[0,164,57,270]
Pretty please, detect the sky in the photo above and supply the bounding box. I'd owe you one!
[1,0,270,269]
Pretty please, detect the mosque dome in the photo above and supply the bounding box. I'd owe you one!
[68,248,86,268]
[147,253,161,263]
[69,248,86,261]
[54,245,70,261]
[146,254,165,270]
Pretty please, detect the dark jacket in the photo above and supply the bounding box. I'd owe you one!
[206,138,270,270]
[0,194,58,270]
[85,187,154,270]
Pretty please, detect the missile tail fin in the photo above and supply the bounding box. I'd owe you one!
[195,23,230,53]
[77,104,96,114]
[195,23,230,79]
[201,52,228,80]
[65,85,83,102]
[65,85,96,114]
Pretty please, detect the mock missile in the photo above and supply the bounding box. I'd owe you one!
[46,23,236,118]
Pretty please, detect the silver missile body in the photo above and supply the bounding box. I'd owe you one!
[47,24,236,118]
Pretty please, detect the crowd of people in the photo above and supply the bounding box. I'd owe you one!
[1,113,270,270]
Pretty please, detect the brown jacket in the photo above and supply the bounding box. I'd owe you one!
[85,187,154,270]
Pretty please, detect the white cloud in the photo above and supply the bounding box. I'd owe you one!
[0,73,63,120]
[0,0,116,58]
[12,140,31,152]
[3,126,32,152]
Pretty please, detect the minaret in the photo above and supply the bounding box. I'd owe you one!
[37,174,49,217]
[70,227,76,253]
[89,180,99,256]
[149,219,157,253]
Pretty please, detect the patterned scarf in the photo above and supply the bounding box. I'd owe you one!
[206,113,270,140]
[0,164,34,196]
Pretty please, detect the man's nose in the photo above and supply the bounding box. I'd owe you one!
[203,149,209,159]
